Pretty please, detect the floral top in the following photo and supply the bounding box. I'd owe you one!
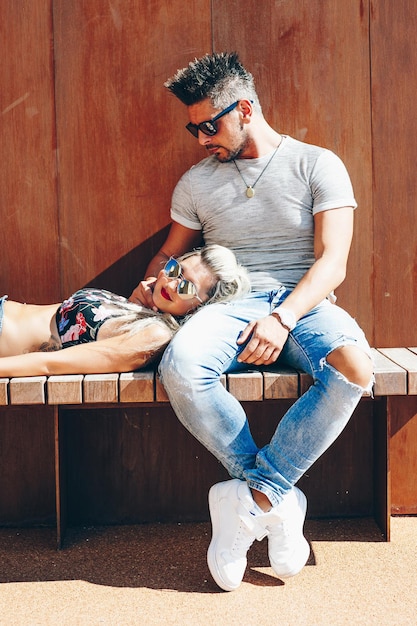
[55,289,132,348]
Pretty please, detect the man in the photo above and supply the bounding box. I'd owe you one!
[130,51,373,592]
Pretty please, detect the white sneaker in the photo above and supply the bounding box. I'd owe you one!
[265,487,310,578]
[207,479,267,591]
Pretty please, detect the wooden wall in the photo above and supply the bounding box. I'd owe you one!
[2,0,416,339]
[1,0,416,525]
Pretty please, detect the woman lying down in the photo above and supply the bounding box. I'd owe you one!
[0,245,250,377]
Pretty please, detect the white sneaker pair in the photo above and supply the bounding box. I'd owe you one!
[207,479,310,591]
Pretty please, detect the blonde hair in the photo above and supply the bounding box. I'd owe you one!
[178,244,250,305]
[100,245,250,352]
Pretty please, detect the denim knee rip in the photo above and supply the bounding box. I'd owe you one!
[321,338,375,396]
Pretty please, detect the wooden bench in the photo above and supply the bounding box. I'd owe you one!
[1,347,417,548]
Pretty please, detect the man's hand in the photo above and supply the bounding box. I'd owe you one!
[236,315,289,365]
[129,277,158,310]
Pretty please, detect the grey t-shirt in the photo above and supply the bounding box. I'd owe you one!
[171,135,357,291]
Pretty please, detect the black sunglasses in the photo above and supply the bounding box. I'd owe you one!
[185,101,239,138]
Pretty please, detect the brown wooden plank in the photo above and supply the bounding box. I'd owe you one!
[119,371,154,403]
[263,367,299,400]
[83,374,119,403]
[0,405,56,526]
[54,406,66,549]
[389,396,417,515]
[227,371,263,401]
[9,377,47,405]
[47,375,83,405]
[378,348,417,395]
[62,405,228,526]
[372,349,407,396]
[373,397,391,540]
[0,379,9,406]
[371,1,417,346]
[53,0,211,296]
[299,372,314,395]
[0,0,59,303]
[213,0,373,342]
[155,375,169,403]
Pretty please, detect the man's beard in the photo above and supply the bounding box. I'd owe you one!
[215,145,245,163]
[210,126,250,163]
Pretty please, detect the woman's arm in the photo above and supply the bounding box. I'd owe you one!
[0,323,173,377]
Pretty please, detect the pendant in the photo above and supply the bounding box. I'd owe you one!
[246,186,255,198]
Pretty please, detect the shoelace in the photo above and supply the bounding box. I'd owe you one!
[231,509,268,557]
[231,519,257,557]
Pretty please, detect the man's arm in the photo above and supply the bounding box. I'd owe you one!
[276,206,354,320]
[129,223,203,306]
[237,206,354,365]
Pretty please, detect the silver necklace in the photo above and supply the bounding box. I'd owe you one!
[232,145,280,198]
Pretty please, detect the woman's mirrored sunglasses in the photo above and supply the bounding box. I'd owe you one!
[163,258,202,302]
[185,101,239,138]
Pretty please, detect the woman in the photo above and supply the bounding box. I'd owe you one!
[0,245,250,377]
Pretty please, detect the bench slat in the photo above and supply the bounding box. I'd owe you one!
[0,348,414,405]
[48,375,84,404]
[0,378,8,405]
[263,367,299,399]
[377,348,417,395]
[372,348,407,396]
[9,376,47,405]
[84,373,119,403]
[299,372,314,395]
[119,371,154,403]
[227,370,263,401]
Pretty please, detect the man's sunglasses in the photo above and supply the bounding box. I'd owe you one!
[185,101,239,138]
[163,258,202,302]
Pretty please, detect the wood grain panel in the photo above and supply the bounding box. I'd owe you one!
[212,0,373,340]
[53,0,211,296]
[389,396,417,514]
[63,406,228,524]
[62,400,374,524]
[0,0,59,302]
[371,0,417,345]
[0,406,55,525]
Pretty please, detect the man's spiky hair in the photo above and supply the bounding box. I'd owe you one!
[164,51,260,109]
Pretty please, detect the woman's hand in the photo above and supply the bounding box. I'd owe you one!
[129,277,158,310]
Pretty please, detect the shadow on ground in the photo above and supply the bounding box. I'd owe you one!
[0,518,384,592]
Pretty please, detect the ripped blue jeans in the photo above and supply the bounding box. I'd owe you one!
[159,289,373,507]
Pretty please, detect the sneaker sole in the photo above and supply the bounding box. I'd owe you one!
[207,483,241,592]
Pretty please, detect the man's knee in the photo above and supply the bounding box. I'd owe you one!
[158,341,183,381]
[326,345,373,388]
[159,336,202,385]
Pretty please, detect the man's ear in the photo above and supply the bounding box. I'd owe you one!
[239,99,253,123]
